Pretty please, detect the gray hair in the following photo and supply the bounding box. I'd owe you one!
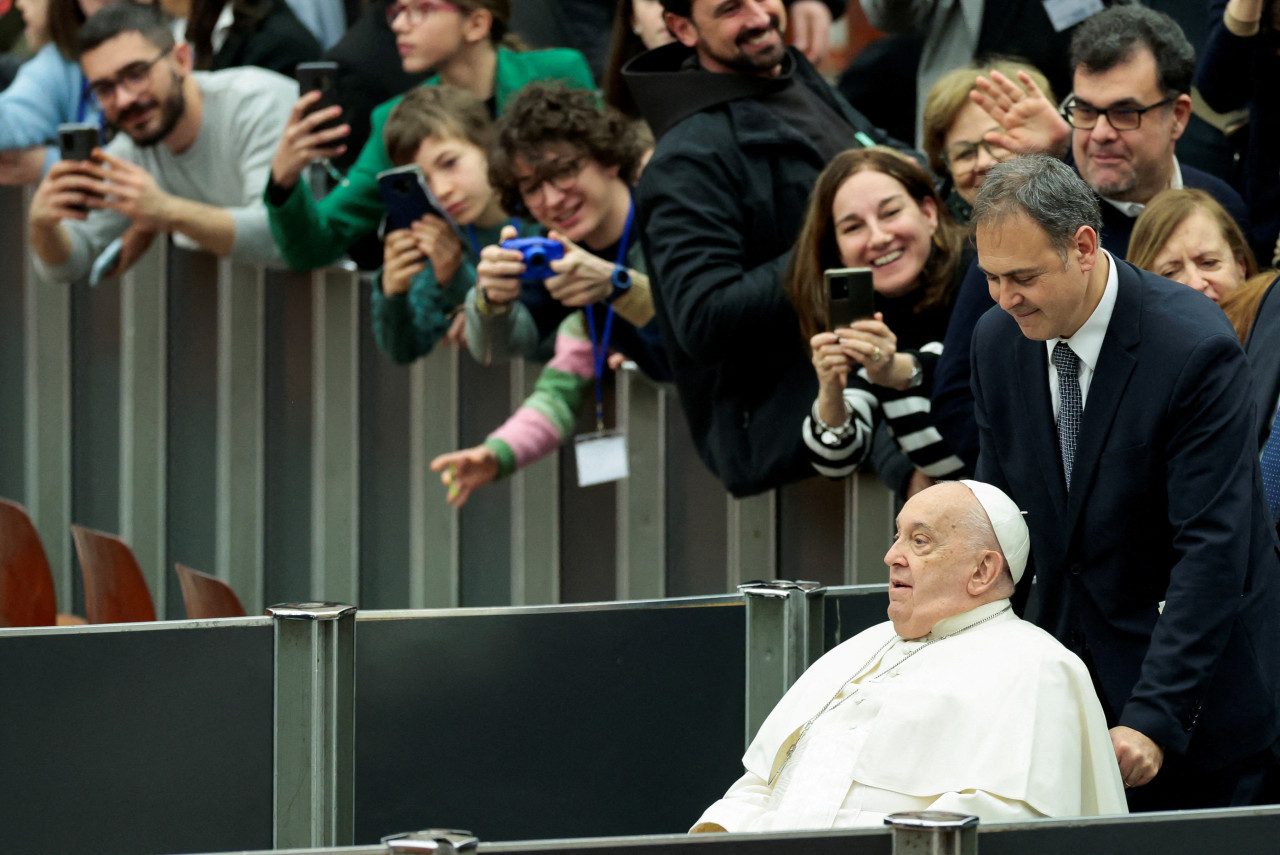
[971,155,1102,262]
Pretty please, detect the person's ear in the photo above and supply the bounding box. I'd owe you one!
[920,194,939,233]
[968,550,1003,595]
[1074,224,1099,273]
[461,6,494,44]
[172,40,194,74]
[1169,93,1192,142]
[666,12,698,48]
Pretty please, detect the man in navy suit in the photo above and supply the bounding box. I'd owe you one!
[970,155,1280,811]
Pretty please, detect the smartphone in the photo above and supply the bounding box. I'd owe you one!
[824,267,875,329]
[376,164,453,234]
[295,61,341,132]
[58,122,102,213]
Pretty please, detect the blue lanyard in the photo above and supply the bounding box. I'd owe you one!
[583,200,634,431]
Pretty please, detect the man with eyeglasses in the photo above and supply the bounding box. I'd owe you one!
[27,2,297,283]
[932,5,1252,473]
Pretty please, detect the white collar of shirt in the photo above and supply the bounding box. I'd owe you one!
[1046,249,1119,417]
[1100,157,1184,218]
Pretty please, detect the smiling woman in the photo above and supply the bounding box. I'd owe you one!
[787,146,969,497]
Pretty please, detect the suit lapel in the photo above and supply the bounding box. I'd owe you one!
[1064,261,1142,533]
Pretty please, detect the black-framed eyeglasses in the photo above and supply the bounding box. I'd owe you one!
[1060,94,1175,131]
[87,45,174,103]
[516,155,585,202]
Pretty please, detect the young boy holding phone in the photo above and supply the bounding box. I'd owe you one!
[372,83,537,362]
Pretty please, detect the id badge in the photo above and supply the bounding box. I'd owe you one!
[573,429,628,487]
[1042,0,1103,32]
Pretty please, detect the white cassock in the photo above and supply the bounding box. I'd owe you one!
[694,599,1128,832]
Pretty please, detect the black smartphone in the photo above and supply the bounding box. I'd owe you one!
[295,61,341,132]
[824,267,875,329]
[376,164,451,234]
[58,122,102,213]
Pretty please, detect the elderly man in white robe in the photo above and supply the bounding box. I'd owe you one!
[693,480,1128,833]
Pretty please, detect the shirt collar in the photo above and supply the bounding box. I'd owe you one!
[1044,249,1119,373]
[916,598,1013,640]
[1100,157,1183,218]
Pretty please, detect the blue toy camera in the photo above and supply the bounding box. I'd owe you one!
[501,236,565,282]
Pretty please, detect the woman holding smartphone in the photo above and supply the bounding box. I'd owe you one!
[788,146,969,495]
[264,0,593,272]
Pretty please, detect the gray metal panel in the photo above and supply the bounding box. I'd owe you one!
[456,353,513,607]
[118,240,168,614]
[777,477,846,587]
[311,267,361,604]
[615,366,665,600]
[0,187,27,500]
[509,357,559,605]
[23,204,73,609]
[263,268,314,606]
[663,407,728,596]
[727,492,776,589]
[217,258,266,612]
[412,346,461,607]
[165,246,220,613]
[845,473,895,585]
[0,620,275,855]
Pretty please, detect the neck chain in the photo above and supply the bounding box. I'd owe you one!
[766,604,1011,786]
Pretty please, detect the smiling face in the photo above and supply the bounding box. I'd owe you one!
[412,133,503,227]
[832,168,939,299]
[1071,46,1190,204]
[81,31,188,147]
[668,0,787,77]
[1149,209,1247,302]
[977,210,1104,341]
[513,144,630,248]
[884,482,988,638]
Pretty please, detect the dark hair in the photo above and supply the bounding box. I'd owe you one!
[78,1,174,58]
[453,0,526,51]
[971,155,1103,261]
[786,146,965,343]
[488,83,645,215]
[383,84,494,166]
[186,0,270,71]
[659,0,690,19]
[603,0,653,117]
[1069,5,1195,96]
[47,0,92,60]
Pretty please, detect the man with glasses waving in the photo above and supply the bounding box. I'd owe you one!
[968,5,1248,258]
[28,1,296,283]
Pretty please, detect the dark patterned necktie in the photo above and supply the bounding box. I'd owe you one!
[1053,341,1082,490]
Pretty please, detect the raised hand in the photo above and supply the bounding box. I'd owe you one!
[269,90,349,189]
[970,69,1071,158]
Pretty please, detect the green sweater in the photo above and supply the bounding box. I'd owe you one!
[266,47,594,270]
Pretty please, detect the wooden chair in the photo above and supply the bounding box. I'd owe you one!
[70,524,156,624]
[0,498,57,627]
[174,563,246,619]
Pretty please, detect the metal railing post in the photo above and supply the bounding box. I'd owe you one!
[738,580,825,746]
[270,602,357,849]
[383,829,479,854]
[885,811,979,855]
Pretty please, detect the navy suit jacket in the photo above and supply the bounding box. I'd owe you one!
[972,259,1280,773]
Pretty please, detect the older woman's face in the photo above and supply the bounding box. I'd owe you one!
[942,101,1012,206]
[1150,209,1247,303]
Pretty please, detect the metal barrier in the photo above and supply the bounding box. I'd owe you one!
[0,187,897,619]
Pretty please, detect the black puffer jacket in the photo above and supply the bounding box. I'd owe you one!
[626,43,912,496]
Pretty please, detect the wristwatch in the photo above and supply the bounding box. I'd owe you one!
[906,354,924,389]
[605,265,631,304]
